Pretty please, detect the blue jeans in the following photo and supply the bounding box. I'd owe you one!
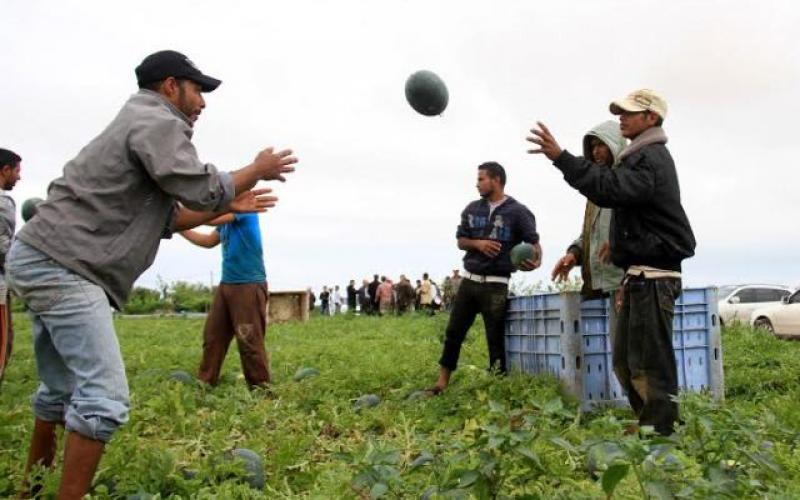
[6,240,129,442]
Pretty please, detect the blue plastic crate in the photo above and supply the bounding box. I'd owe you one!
[505,292,580,379]
[579,297,626,405]
[505,287,724,410]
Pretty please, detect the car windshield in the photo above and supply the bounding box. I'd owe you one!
[718,285,738,298]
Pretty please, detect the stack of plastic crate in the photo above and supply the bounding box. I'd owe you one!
[505,287,724,411]
[673,288,725,398]
[579,296,627,409]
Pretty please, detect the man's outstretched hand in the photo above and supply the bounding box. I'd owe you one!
[526,121,563,161]
[230,187,278,213]
[253,147,297,182]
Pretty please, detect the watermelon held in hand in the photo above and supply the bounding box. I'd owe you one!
[405,70,449,116]
[510,242,539,269]
[21,197,43,222]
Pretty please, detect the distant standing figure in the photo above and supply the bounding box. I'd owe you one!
[395,275,416,315]
[333,285,343,315]
[307,287,316,312]
[376,277,395,316]
[368,274,380,315]
[358,279,370,314]
[419,273,434,313]
[320,286,330,315]
[346,279,357,313]
[449,269,462,308]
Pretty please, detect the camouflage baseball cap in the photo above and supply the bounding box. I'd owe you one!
[610,89,667,119]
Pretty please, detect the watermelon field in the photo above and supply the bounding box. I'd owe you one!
[1,313,800,499]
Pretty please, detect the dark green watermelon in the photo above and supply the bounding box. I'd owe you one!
[21,197,43,223]
[354,393,380,409]
[405,70,449,116]
[293,367,319,381]
[406,390,428,401]
[510,242,539,269]
[225,448,266,490]
[168,370,196,385]
[585,442,625,477]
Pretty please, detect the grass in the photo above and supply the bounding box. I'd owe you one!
[1,314,799,498]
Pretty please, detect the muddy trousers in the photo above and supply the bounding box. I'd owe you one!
[439,279,508,373]
[613,275,682,435]
[198,282,270,387]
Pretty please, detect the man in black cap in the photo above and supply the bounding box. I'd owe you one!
[7,50,298,499]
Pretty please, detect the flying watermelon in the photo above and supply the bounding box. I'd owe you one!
[405,70,449,116]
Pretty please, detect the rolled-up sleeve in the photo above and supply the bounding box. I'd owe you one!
[129,116,235,212]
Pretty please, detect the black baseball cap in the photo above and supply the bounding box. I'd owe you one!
[135,50,222,92]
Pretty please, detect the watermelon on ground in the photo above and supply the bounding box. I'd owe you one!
[224,448,266,490]
[354,394,380,409]
[293,367,319,381]
[168,370,195,385]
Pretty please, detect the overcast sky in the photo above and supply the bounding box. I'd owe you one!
[2,0,799,294]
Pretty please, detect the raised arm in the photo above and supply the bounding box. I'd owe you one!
[130,114,297,216]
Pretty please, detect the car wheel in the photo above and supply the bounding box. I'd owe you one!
[753,317,774,334]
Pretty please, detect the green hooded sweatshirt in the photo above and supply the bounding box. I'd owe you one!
[567,120,627,297]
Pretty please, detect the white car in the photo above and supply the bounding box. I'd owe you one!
[717,284,792,327]
[751,288,800,338]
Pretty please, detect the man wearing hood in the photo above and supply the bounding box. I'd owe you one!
[551,121,626,299]
[528,89,695,436]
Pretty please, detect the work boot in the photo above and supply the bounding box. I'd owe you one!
[20,418,62,498]
[57,431,105,500]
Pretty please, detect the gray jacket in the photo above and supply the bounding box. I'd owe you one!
[567,121,626,296]
[18,90,234,309]
[0,194,15,272]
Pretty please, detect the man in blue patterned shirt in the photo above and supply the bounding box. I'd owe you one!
[427,162,541,395]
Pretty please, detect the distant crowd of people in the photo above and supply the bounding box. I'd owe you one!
[307,270,465,316]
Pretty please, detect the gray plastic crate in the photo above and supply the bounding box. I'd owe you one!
[505,287,724,411]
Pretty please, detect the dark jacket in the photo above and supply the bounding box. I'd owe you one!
[368,280,380,304]
[346,285,357,307]
[553,128,695,272]
[457,196,539,277]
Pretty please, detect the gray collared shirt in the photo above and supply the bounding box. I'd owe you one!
[18,89,234,309]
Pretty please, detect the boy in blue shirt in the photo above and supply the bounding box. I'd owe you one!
[181,212,270,387]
